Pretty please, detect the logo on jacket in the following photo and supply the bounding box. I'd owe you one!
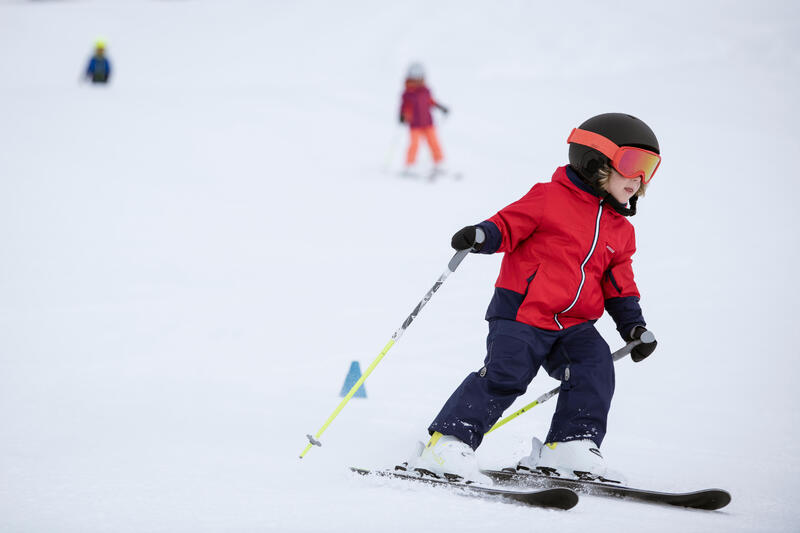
[606,245,615,253]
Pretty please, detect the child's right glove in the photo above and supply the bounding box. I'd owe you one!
[628,326,658,362]
[451,225,485,251]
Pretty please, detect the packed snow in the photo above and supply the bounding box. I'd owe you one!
[1,0,799,531]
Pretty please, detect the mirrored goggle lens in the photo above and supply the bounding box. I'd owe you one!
[614,148,661,184]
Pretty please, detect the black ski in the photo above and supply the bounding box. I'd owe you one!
[482,468,731,511]
[350,466,578,510]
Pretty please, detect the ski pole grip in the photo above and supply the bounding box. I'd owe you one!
[639,330,656,344]
[447,249,470,272]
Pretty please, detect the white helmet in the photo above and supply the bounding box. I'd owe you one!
[407,62,425,80]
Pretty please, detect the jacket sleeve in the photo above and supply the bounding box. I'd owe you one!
[478,184,547,254]
[399,92,412,123]
[603,230,646,339]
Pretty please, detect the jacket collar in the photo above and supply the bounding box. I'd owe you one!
[553,165,599,199]
[555,165,634,217]
[552,165,637,217]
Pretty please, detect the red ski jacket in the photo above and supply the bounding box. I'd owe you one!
[400,80,437,128]
[476,166,645,335]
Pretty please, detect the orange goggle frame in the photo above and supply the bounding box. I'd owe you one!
[567,128,661,184]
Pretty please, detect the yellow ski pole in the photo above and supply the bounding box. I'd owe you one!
[299,249,471,459]
[485,331,655,435]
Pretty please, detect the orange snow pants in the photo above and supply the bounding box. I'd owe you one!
[406,126,444,165]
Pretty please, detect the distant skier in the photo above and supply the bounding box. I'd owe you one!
[84,40,111,84]
[411,113,661,484]
[399,63,448,175]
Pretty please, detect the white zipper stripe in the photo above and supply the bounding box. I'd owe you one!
[554,201,604,329]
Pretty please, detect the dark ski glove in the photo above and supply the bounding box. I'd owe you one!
[436,103,449,115]
[451,225,483,251]
[629,326,657,362]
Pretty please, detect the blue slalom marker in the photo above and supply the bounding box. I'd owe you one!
[340,361,367,398]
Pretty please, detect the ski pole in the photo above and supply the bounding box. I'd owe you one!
[299,249,471,459]
[382,126,403,173]
[485,330,656,435]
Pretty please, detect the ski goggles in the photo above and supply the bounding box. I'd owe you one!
[567,128,661,184]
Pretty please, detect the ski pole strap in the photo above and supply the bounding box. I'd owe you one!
[299,250,470,459]
[485,338,644,435]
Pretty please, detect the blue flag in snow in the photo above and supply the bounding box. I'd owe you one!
[340,361,367,398]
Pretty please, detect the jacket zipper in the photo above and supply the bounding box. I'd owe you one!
[554,199,604,329]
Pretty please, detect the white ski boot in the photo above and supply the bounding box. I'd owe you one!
[537,439,607,478]
[401,165,418,178]
[518,437,607,479]
[428,165,446,180]
[411,432,492,485]
[516,436,544,472]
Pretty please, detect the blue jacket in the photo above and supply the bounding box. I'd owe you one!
[86,56,111,83]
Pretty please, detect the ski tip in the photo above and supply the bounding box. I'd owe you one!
[543,487,580,510]
[694,489,732,510]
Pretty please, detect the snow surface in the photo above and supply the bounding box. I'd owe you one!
[1,0,799,531]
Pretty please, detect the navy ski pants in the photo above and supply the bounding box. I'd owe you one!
[428,319,615,450]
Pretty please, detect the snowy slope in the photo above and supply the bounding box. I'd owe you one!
[1,0,799,531]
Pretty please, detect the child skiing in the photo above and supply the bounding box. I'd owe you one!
[399,63,449,175]
[84,40,112,84]
[412,113,661,484]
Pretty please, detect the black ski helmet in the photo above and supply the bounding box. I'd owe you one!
[568,113,659,181]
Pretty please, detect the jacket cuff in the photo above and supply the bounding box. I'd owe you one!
[475,221,502,254]
[605,296,646,340]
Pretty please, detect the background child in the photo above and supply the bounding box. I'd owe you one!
[84,40,111,84]
[399,62,449,174]
[412,113,661,484]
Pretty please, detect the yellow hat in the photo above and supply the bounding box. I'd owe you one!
[95,39,107,50]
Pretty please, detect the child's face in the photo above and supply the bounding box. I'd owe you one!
[606,168,641,204]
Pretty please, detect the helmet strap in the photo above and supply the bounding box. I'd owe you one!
[603,192,637,217]
[570,163,639,217]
